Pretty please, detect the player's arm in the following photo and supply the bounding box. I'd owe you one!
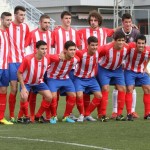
[17,59,29,99]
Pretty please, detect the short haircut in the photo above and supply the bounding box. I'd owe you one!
[1,12,12,19]
[122,13,132,21]
[135,34,146,43]
[14,6,26,14]
[64,40,76,50]
[39,14,50,22]
[87,10,103,26]
[113,30,126,41]
[36,40,47,49]
[61,11,72,19]
[87,36,98,45]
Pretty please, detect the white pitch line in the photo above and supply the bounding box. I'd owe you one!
[0,136,113,150]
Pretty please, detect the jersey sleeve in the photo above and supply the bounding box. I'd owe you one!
[75,49,83,58]
[49,54,59,63]
[99,46,106,58]
[104,28,114,37]
[18,57,28,73]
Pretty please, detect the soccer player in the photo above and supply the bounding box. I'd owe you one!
[51,11,81,120]
[25,14,52,122]
[74,36,102,122]
[97,31,129,121]
[111,13,140,119]
[78,10,114,116]
[17,40,52,123]
[0,12,13,125]
[8,6,30,123]
[124,34,150,120]
[46,40,79,124]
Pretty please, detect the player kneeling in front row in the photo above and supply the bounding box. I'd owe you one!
[45,41,79,124]
[17,40,52,123]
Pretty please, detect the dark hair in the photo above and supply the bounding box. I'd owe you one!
[122,13,132,21]
[135,34,146,43]
[39,14,50,22]
[113,31,126,41]
[14,6,26,14]
[64,40,76,50]
[61,11,72,19]
[87,36,98,45]
[87,10,103,26]
[36,40,47,49]
[1,12,12,19]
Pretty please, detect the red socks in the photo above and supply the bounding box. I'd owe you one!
[18,101,29,118]
[125,93,132,114]
[36,99,51,118]
[9,93,16,118]
[97,91,108,116]
[76,97,84,115]
[83,94,90,112]
[85,97,101,116]
[64,96,76,117]
[117,91,126,115]
[143,94,150,116]
[50,98,57,117]
[0,94,7,120]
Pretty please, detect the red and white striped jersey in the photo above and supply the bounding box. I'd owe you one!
[125,42,150,73]
[18,54,50,85]
[78,27,114,49]
[51,27,81,54]
[99,42,129,70]
[74,49,99,78]
[25,28,52,55]
[47,54,80,79]
[7,22,30,63]
[0,29,9,69]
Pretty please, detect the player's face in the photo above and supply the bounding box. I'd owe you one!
[65,46,76,58]
[1,16,12,28]
[136,39,146,52]
[61,15,71,27]
[115,38,125,50]
[88,42,98,54]
[90,16,99,29]
[40,18,50,31]
[122,18,132,31]
[15,10,26,23]
[37,45,47,57]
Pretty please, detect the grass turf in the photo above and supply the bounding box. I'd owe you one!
[0,87,150,150]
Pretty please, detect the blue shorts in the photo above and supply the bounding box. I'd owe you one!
[69,69,75,81]
[21,83,50,92]
[97,65,125,86]
[9,63,21,81]
[46,78,75,93]
[0,69,9,86]
[124,70,150,86]
[74,76,101,93]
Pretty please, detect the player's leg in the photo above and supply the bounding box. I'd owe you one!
[9,63,20,122]
[0,70,13,125]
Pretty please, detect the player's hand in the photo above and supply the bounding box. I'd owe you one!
[131,24,138,29]
[59,51,65,60]
[20,88,28,100]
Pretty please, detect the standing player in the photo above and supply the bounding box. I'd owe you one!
[25,14,52,122]
[78,10,114,117]
[8,6,30,123]
[74,36,102,122]
[0,12,13,125]
[51,11,81,120]
[17,40,52,123]
[97,31,129,122]
[111,13,140,119]
[46,41,79,124]
[124,35,150,120]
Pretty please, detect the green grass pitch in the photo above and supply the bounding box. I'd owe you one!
[0,86,150,150]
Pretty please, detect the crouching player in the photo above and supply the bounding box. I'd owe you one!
[46,40,80,124]
[74,36,102,122]
[17,40,52,123]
